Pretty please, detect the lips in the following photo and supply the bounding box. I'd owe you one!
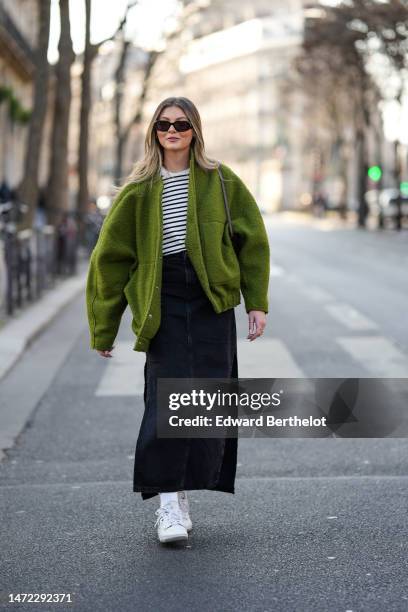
[167,138,179,141]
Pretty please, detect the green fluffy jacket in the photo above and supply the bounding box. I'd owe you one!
[86,148,270,353]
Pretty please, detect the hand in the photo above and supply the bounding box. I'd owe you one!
[247,311,266,341]
[96,345,115,358]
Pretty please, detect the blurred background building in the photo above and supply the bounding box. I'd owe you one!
[0,0,407,324]
[0,0,38,188]
[1,0,407,221]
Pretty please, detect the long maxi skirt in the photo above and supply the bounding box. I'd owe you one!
[133,249,239,500]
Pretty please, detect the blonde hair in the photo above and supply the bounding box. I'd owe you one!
[118,96,220,192]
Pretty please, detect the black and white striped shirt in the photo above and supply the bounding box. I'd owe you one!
[160,165,190,256]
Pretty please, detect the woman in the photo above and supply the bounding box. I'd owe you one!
[86,96,270,544]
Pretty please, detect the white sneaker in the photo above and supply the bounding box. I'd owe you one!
[177,490,193,532]
[154,500,188,543]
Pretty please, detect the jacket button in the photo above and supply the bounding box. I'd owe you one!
[148,313,152,318]
[156,285,159,289]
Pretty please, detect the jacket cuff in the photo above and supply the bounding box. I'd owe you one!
[244,300,268,314]
[90,336,115,351]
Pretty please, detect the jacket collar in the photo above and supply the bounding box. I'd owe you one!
[155,146,196,184]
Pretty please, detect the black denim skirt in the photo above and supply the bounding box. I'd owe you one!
[133,249,238,500]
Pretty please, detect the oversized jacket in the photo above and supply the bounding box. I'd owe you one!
[86,148,270,353]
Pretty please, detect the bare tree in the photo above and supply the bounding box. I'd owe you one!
[113,47,159,183]
[111,3,206,183]
[295,0,408,226]
[337,0,408,195]
[76,0,93,242]
[17,0,51,230]
[45,0,75,226]
[76,0,138,242]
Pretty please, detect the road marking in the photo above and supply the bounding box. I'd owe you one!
[96,334,407,393]
[237,338,305,378]
[325,303,378,331]
[95,339,306,396]
[95,342,145,396]
[283,274,341,305]
[283,276,381,331]
[298,285,336,303]
[336,336,408,377]
[270,264,285,276]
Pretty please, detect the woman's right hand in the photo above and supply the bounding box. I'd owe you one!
[96,346,115,358]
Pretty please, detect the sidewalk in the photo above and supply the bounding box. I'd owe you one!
[0,258,89,381]
[0,258,89,463]
[270,210,359,231]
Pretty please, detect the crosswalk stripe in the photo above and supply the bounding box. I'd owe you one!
[237,338,305,378]
[296,285,336,303]
[325,303,378,331]
[336,336,408,377]
[94,339,306,396]
[270,265,285,276]
[94,342,145,396]
[94,335,408,396]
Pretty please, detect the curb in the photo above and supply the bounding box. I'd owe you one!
[0,259,89,382]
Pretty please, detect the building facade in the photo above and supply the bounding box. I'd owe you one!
[0,0,38,189]
[143,0,307,212]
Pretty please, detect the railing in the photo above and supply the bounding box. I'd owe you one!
[0,202,78,319]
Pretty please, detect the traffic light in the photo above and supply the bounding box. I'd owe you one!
[400,182,408,196]
[367,165,382,182]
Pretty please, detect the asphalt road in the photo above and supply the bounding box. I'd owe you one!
[0,216,407,611]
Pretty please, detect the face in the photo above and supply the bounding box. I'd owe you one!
[154,105,194,153]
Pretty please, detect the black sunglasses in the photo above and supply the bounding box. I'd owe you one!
[154,120,192,132]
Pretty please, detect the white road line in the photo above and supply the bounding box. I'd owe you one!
[95,341,145,396]
[270,265,285,276]
[336,336,408,377]
[237,338,305,378]
[325,303,379,331]
[95,338,306,396]
[298,285,336,303]
[284,274,338,303]
[280,276,381,331]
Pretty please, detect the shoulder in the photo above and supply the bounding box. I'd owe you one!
[112,182,141,204]
[217,162,243,184]
[101,183,140,233]
[217,162,248,195]
[216,162,258,208]
[108,182,141,214]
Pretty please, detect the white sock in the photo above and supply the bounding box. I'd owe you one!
[159,492,179,508]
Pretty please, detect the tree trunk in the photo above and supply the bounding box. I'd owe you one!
[76,0,95,244]
[45,0,75,227]
[338,139,349,219]
[356,127,368,227]
[113,49,159,184]
[17,0,51,230]
[113,39,130,184]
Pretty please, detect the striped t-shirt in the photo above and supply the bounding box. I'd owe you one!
[160,165,190,256]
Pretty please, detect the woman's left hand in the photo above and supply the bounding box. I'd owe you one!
[247,310,267,341]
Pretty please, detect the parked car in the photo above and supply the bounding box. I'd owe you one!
[365,188,408,229]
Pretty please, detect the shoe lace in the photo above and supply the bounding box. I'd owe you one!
[154,504,183,529]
